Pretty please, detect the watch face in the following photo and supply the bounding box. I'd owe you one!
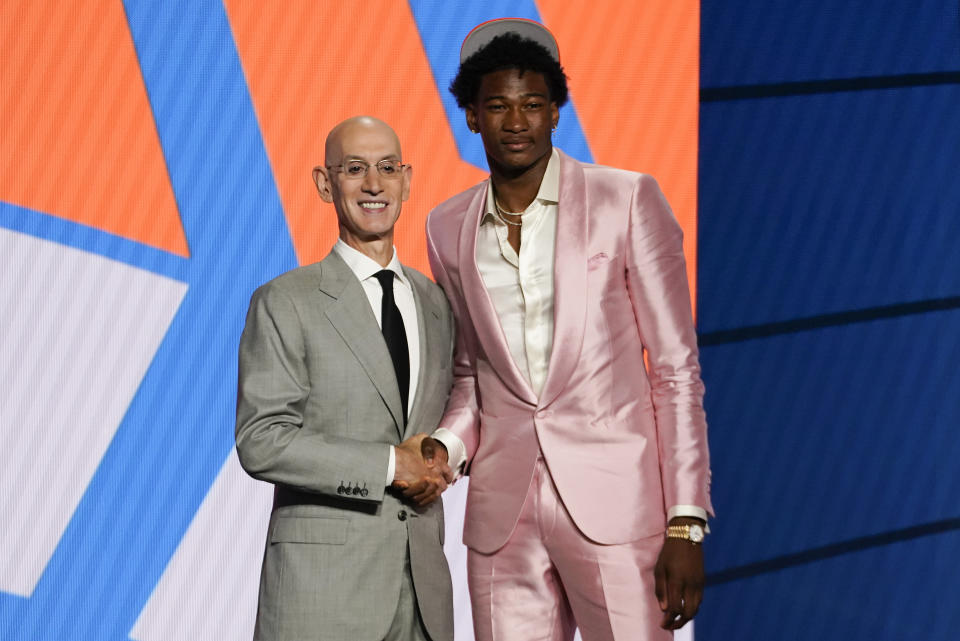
[689,524,704,543]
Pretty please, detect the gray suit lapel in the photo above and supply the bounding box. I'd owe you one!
[404,268,442,439]
[318,253,405,435]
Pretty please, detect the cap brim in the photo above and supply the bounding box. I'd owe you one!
[460,18,560,64]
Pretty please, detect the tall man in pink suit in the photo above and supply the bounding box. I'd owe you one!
[423,19,714,641]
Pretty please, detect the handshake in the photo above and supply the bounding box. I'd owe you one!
[391,434,454,507]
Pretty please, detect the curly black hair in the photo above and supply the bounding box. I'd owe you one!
[449,32,569,108]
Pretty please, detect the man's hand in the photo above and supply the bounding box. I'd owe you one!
[654,517,706,630]
[392,434,447,507]
[421,436,453,483]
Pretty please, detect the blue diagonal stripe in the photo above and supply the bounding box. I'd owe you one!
[0,202,191,282]
[1,2,297,639]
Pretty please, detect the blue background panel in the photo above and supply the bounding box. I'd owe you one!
[1,3,298,639]
[698,529,960,641]
[698,84,960,333]
[700,309,960,571]
[701,0,960,87]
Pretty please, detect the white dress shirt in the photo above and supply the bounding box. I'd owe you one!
[477,153,559,396]
[333,239,419,485]
[432,150,708,525]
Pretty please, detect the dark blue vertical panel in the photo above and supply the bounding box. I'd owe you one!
[698,530,960,641]
[700,309,960,571]
[698,85,960,333]
[702,0,960,87]
[699,3,959,641]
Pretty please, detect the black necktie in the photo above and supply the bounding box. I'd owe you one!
[374,270,409,423]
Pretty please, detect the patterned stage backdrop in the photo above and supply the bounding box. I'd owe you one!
[0,2,699,640]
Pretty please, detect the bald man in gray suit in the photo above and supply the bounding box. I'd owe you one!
[236,116,454,641]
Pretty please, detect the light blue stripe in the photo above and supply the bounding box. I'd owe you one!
[0,202,190,283]
[1,2,297,639]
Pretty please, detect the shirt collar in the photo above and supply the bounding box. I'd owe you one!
[482,147,560,225]
[333,238,407,286]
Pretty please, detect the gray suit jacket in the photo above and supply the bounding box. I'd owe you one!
[236,250,455,641]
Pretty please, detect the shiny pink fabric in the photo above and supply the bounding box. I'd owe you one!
[467,458,671,641]
[426,149,713,554]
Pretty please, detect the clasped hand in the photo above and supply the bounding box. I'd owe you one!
[655,517,706,630]
[391,434,452,507]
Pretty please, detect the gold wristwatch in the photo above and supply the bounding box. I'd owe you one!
[666,523,705,544]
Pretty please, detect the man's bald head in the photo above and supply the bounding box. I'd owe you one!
[324,116,402,165]
[312,116,412,266]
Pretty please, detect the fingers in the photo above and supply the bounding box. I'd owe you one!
[656,540,705,630]
[421,437,449,466]
[411,483,442,506]
[400,474,447,499]
[655,561,687,629]
[394,437,432,486]
[660,572,687,630]
[424,438,454,483]
[437,461,454,484]
[421,437,436,461]
[395,434,452,506]
[654,555,667,610]
[682,580,703,622]
[401,474,447,506]
[401,479,429,499]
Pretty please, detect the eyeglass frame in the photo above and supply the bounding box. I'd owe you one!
[323,158,410,180]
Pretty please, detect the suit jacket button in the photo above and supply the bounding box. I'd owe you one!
[398,510,408,521]
[352,486,361,496]
[360,488,369,497]
[337,485,345,495]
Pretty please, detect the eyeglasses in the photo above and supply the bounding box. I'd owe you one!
[326,159,408,179]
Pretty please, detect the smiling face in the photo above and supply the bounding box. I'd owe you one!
[313,117,411,252]
[466,68,558,177]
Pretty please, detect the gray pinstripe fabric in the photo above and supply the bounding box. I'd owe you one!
[237,251,455,641]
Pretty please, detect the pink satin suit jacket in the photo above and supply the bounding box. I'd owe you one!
[426,149,713,554]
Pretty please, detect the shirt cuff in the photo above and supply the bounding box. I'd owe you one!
[386,445,397,486]
[431,428,466,477]
[667,505,711,533]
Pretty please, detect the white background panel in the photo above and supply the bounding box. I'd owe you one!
[132,449,272,641]
[442,478,474,641]
[0,228,187,596]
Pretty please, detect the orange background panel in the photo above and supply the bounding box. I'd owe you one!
[226,1,698,299]
[538,0,700,304]
[224,2,487,275]
[0,1,187,257]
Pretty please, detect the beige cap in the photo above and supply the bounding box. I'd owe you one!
[460,18,560,64]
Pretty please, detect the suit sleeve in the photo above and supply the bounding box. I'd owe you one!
[235,284,390,502]
[426,217,482,468]
[625,175,714,517]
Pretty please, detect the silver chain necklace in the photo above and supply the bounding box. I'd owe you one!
[493,198,524,227]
